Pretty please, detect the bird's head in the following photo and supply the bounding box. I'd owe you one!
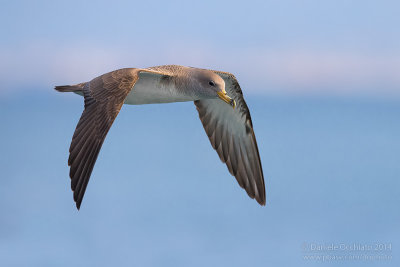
[190,69,236,108]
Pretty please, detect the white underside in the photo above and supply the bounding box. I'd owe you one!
[124,72,194,105]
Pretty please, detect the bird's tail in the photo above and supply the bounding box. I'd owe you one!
[54,83,86,92]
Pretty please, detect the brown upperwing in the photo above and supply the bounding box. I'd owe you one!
[67,68,140,209]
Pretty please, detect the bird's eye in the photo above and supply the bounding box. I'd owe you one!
[209,81,215,86]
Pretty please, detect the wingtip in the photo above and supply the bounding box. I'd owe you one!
[73,191,82,210]
[257,199,265,206]
[256,194,266,206]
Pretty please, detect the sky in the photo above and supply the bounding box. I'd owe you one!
[0,0,399,97]
[0,1,399,266]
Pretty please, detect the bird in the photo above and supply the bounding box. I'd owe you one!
[55,65,265,209]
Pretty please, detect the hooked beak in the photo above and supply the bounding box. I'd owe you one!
[217,91,236,109]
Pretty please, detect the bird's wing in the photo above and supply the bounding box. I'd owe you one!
[62,68,166,209]
[194,71,265,205]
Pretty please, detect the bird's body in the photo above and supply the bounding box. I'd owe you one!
[124,71,181,105]
[56,65,265,209]
[124,66,195,105]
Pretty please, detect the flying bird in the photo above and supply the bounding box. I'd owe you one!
[55,65,265,209]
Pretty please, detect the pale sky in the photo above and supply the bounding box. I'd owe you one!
[1,0,399,96]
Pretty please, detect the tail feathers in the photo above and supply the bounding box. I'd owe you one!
[55,83,86,92]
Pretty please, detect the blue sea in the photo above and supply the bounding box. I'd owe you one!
[0,90,398,266]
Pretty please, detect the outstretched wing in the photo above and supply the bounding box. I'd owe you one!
[194,71,265,205]
[57,68,164,209]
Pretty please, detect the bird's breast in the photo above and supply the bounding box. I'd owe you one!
[124,74,193,105]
